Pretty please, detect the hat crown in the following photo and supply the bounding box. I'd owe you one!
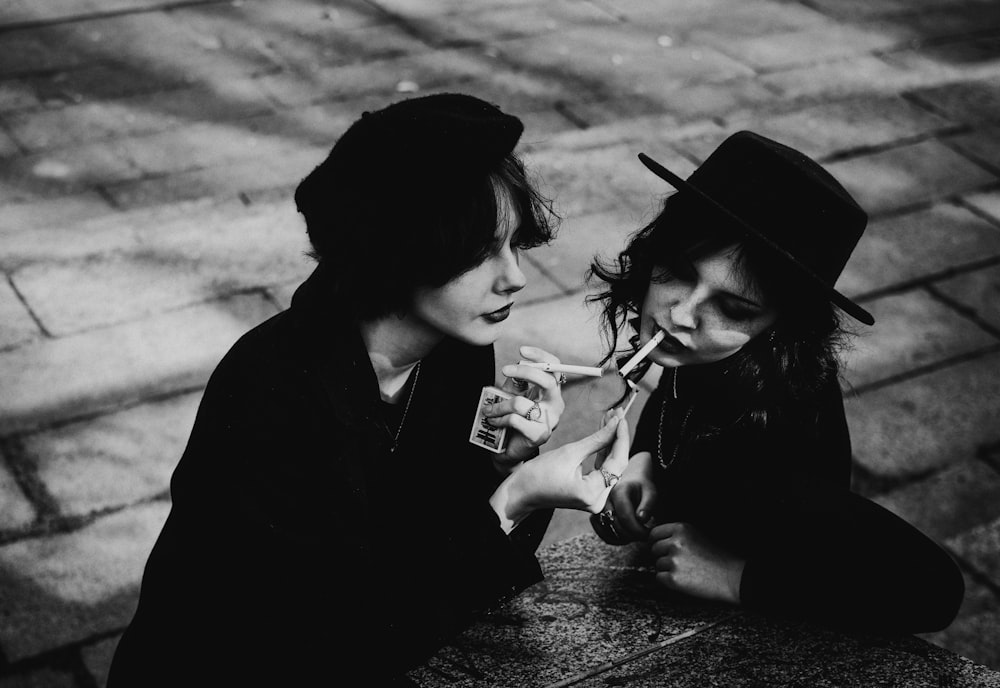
[686,131,867,287]
[637,131,873,324]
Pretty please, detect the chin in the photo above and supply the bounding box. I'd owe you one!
[451,326,502,347]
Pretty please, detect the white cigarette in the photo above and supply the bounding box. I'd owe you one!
[518,361,604,377]
[618,329,665,378]
[621,380,639,414]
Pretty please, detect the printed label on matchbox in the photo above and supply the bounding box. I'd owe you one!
[470,386,510,453]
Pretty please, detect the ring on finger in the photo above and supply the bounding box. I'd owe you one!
[554,372,568,385]
[600,469,620,488]
[524,401,543,422]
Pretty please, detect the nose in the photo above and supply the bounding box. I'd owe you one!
[670,290,698,330]
[496,250,526,295]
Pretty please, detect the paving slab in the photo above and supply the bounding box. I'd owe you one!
[100,146,321,209]
[944,124,1000,176]
[840,288,996,389]
[412,0,615,46]
[906,75,1000,126]
[11,200,312,335]
[837,202,1000,298]
[760,54,927,101]
[595,0,824,34]
[25,392,198,517]
[0,668,76,688]
[81,636,119,688]
[948,514,1000,583]
[0,0,227,27]
[710,22,901,71]
[0,277,42,349]
[2,79,275,153]
[496,26,755,100]
[0,80,41,113]
[825,138,997,216]
[933,264,1000,332]
[870,3,1000,44]
[0,292,278,434]
[0,141,139,202]
[884,37,1000,89]
[255,46,495,108]
[525,141,695,219]
[872,459,1000,541]
[525,208,647,294]
[686,94,952,162]
[0,501,167,661]
[0,452,36,532]
[804,0,996,19]
[179,3,430,75]
[845,351,1000,480]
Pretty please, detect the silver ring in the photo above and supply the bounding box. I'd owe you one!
[555,372,568,385]
[600,469,620,488]
[598,509,617,531]
[524,402,542,422]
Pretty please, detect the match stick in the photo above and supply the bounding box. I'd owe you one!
[518,361,604,378]
[621,380,639,415]
[618,329,665,378]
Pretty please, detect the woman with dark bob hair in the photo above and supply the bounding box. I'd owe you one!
[108,93,629,687]
[589,131,964,633]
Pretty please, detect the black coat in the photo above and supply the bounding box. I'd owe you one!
[631,363,964,633]
[108,267,547,686]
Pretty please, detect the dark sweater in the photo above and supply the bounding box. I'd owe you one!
[108,266,547,686]
[631,363,964,634]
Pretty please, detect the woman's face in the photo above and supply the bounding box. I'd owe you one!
[638,244,778,367]
[409,189,527,347]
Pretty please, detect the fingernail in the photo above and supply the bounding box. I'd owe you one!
[637,509,646,520]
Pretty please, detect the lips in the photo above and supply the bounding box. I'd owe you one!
[483,303,513,323]
[655,329,688,354]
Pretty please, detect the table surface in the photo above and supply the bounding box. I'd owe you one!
[409,534,1000,688]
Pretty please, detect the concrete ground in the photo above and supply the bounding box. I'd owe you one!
[1,0,999,685]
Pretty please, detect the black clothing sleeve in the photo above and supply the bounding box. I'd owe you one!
[637,373,963,635]
[108,271,545,687]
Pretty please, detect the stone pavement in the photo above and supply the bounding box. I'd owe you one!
[0,0,999,684]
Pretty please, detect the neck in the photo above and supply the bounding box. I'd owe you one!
[360,313,442,402]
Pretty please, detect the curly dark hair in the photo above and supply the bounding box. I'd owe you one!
[588,192,853,428]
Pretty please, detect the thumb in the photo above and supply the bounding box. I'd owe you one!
[577,415,620,453]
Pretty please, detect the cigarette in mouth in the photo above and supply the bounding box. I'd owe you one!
[618,329,666,378]
[517,361,604,378]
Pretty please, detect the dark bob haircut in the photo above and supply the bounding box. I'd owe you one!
[589,191,852,426]
[294,93,556,321]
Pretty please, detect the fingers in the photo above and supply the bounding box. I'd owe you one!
[574,415,621,454]
[599,418,630,476]
[500,363,558,397]
[481,395,540,422]
[608,484,648,540]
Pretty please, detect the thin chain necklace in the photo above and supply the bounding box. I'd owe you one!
[391,361,421,452]
[657,368,693,470]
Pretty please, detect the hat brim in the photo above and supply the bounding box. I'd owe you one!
[637,152,874,326]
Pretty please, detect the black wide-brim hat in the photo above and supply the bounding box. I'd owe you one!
[638,131,874,326]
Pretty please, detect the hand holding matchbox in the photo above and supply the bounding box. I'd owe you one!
[469,353,602,455]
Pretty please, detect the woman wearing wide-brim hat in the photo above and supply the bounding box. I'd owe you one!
[588,131,964,632]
